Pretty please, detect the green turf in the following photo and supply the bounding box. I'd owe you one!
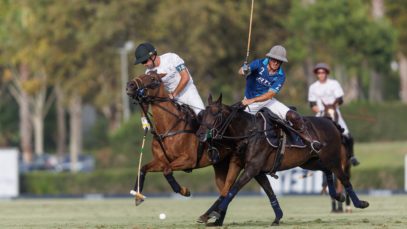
[1,195,407,228]
[354,141,407,169]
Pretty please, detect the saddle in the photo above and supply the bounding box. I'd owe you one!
[257,108,307,149]
[174,103,200,130]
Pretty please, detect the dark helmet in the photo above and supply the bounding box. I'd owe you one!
[134,42,157,65]
[313,62,330,74]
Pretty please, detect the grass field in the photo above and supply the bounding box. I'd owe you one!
[1,195,407,229]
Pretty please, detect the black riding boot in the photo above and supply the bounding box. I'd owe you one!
[286,110,322,152]
[343,134,360,166]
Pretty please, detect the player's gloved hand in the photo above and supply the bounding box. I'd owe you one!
[141,117,150,131]
[242,62,250,75]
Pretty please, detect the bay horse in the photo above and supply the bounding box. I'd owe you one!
[126,71,282,226]
[321,102,352,213]
[196,94,369,225]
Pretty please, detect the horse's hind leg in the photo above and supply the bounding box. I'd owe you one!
[324,171,345,203]
[254,173,283,226]
[333,168,369,209]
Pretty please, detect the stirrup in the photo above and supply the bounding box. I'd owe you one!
[310,141,322,153]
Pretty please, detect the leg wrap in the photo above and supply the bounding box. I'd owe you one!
[164,173,181,193]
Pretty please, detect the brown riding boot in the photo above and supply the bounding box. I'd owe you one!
[286,110,322,152]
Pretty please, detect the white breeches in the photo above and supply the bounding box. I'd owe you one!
[244,97,290,120]
[175,85,205,115]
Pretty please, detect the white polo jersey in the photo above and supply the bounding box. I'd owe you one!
[308,78,349,135]
[308,79,344,111]
[145,53,204,115]
[146,53,193,92]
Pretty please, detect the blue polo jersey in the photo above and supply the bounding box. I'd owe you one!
[244,58,286,99]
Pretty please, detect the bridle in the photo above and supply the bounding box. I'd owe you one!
[201,103,259,141]
[128,73,196,163]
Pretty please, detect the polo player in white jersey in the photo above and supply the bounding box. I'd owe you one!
[134,42,205,129]
[308,62,360,166]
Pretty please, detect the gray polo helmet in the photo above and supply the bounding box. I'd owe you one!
[266,45,288,62]
[313,62,330,74]
[134,42,157,65]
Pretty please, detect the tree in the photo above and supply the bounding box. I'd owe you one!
[287,0,395,103]
[386,0,407,103]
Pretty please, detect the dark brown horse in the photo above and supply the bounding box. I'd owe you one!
[196,95,369,225]
[126,72,281,226]
[321,102,352,213]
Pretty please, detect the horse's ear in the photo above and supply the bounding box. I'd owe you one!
[216,93,222,104]
[158,73,166,78]
[208,93,213,105]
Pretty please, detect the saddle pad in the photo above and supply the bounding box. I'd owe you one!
[257,108,307,149]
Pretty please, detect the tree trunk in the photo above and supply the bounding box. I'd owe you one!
[32,115,44,155]
[69,94,82,173]
[102,104,121,133]
[56,84,67,157]
[32,89,45,155]
[344,74,359,103]
[369,70,383,102]
[372,0,384,19]
[19,64,33,163]
[303,57,315,87]
[368,0,384,103]
[399,52,407,103]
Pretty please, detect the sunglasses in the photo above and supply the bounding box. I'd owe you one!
[316,71,327,74]
[141,59,148,64]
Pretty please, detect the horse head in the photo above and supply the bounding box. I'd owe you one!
[322,102,339,123]
[126,71,166,102]
[196,93,231,142]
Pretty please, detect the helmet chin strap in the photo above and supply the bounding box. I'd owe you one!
[150,54,157,68]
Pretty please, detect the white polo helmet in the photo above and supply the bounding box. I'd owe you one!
[266,45,288,63]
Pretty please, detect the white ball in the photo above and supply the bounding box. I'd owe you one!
[159,213,166,220]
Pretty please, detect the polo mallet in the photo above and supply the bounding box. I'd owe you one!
[244,0,255,65]
[130,127,148,202]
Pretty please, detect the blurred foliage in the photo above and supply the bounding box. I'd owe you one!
[0,0,406,165]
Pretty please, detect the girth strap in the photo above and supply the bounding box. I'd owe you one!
[269,130,286,179]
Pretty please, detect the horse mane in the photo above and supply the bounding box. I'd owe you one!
[174,102,199,130]
[323,116,344,134]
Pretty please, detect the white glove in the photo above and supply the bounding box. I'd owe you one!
[242,62,250,75]
[141,117,150,130]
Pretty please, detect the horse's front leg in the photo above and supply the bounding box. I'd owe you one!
[199,155,242,226]
[132,160,166,206]
[208,154,265,223]
[165,155,197,197]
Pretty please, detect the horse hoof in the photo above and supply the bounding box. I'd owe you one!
[358,201,369,209]
[197,214,209,224]
[271,220,280,226]
[336,194,346,202]
[135,198,144,206]
[180,187,191,197]
[208,211,221,221]
[205,222,223,227]
[345,206,352,213]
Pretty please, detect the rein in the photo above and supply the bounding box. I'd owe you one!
[205,106,261,141]
[133,87,196,164]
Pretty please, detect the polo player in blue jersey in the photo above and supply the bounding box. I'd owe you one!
[239,45,322,152]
